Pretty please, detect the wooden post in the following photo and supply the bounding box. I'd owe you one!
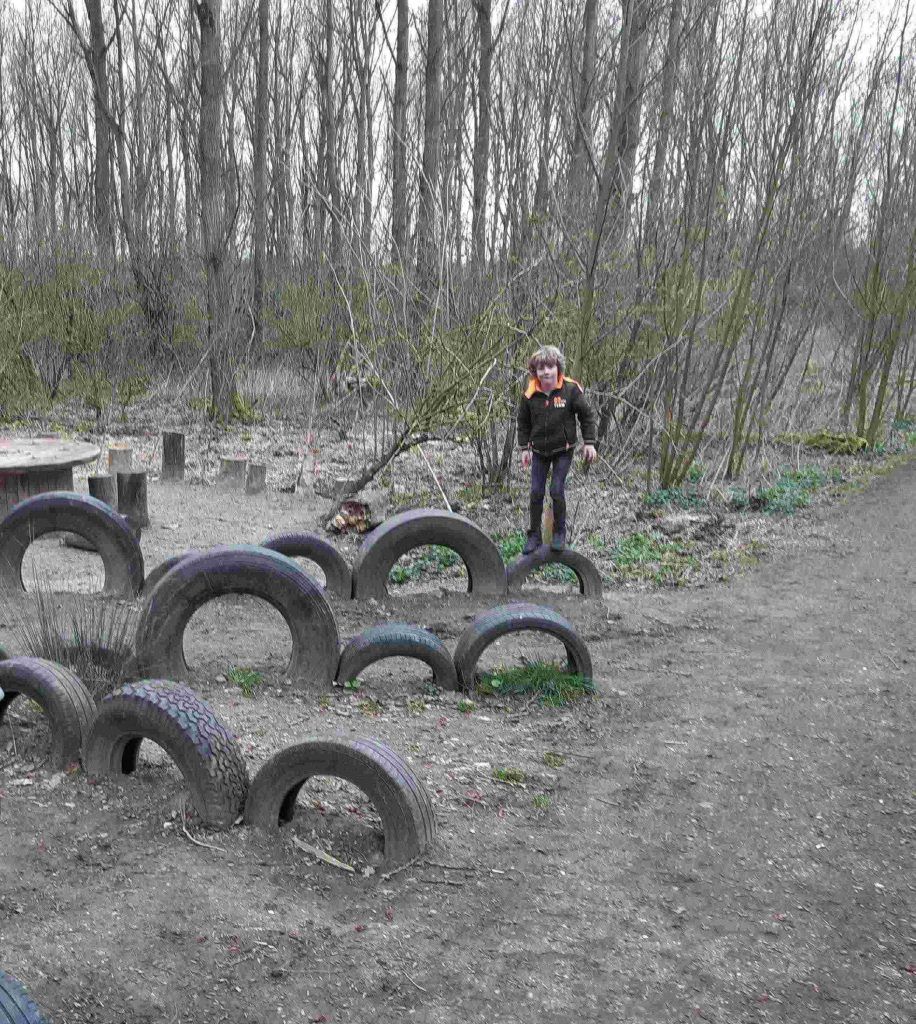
[89,473,117,507]
[245,462,267,495]
[117,471,149,534]
[218,456,248,488]
[162,431,185,481]
[108,445,133,474]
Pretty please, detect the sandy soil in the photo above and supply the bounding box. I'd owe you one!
[0,448,913,1024]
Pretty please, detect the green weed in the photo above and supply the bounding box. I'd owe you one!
[611,531,700,585]
[343,678,361,691]
[642,486,704,511]
[493,766,526,785]
[388,545,464,586]
[407,696,428,715]
[751,466,841,514]
[476,662,596,707]
[542,751,566,769]
[457,698,476,714]
[532,794,550,810]
[228,666,262,698]
[358,698,383,717]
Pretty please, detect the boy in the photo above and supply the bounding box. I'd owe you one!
[517,345,597,554]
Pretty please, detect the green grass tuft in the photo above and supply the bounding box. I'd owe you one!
[611,531,700,584]
[228,666,262,698]
[476,662,596,707]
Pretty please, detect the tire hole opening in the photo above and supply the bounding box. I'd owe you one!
[286,775,384,869]
[182,595,294,681]
[340,655,437,699]
[387,545,468,593]
[21,539,106,594]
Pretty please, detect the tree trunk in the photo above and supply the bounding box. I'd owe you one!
[578,0,650,365]
[471,0,492,267]
[568,0,598,218]
[197,0,235,420]
[84,0,113,259]
[252,0,270,349]
[391,0,409,261]
[416,0,444,283]
[322,0,340,262]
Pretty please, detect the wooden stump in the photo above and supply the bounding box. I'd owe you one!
[218,456,248,489]
[162,431,185,481]
[63,476,117,551]
[117,471,149,534]
[89,473,117,508]
[245,463,267,495]
[108,445,133,474]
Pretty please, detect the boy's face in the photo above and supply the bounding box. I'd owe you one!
[536,361,559,391]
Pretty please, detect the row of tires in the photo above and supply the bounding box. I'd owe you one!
[136,575,593,689]
[0,661,435,865]
[0,493,603,600]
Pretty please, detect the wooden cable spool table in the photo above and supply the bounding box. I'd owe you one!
[0,437,101,517]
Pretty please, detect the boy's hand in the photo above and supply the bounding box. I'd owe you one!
[582,444,598,464]
[521,450,532,469]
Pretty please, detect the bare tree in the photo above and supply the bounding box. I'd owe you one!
[252,0,270,349]
[471,0,492,266]
[197,0,236,419]
[390,0,409,261]
[416,0,443,283]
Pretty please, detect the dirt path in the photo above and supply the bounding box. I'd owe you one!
[1,458,913,1023]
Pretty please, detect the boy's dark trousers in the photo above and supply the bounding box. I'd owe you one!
[529,450,574,538]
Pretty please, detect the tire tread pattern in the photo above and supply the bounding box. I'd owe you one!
[84,680,249,829]
[0,968,50,1024]
[0,657,96,769]
[244,737,435,866]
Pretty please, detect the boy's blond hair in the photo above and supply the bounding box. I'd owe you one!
[527,345,565,377]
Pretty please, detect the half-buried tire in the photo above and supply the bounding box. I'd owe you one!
[141,549,204,597]
[0,491,143,596]
[134,545,339,687]
[351,509,506,600]
[0,968,50,1024]
[0,657,96,769]
[245,737,435,867]
[260,531,352,599]
[336,624,458,690]
[83,679,248,829]
[452,602,593,691]
[506,548,603,598]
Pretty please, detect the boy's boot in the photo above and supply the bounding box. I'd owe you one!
[550,516,567,552]
[523,499,543,554]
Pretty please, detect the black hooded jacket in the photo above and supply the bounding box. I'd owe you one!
[516,376,598,456]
